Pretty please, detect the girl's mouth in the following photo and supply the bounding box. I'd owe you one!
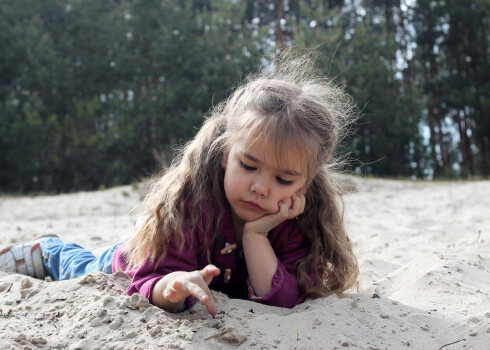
[242,200,266,212]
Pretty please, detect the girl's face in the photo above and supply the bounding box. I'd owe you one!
[222,133,309,227]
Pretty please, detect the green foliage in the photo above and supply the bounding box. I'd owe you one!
[412,0,489,178]
[0,0,487,192]
[0,0,262,192]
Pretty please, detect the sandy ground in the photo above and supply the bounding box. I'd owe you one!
[0,177,489,349]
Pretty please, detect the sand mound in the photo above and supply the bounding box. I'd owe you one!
[1,178,489,349]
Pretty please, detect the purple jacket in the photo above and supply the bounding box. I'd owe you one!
[112,204,311,309]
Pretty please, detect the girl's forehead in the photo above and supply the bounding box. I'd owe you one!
[229,110,318,175]
[237,133,312,176]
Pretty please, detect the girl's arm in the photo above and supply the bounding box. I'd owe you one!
[243,192,305,297]
[242,233,278,296]
[117,210,220,316]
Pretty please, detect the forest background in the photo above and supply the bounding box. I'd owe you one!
[0,0,488,193]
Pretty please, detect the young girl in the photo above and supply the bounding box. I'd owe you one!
[0,51,359,317]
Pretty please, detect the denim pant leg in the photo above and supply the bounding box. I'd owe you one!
[40,237,124,281]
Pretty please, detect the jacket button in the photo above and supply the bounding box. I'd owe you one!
[224,268,232,283]
[220,243,237,255]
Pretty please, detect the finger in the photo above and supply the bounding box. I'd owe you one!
[293,192,306,212]
[186,282,217,317]
[163,281,186,302]
[277,197,292,212]
[173,280,183,290]
[162,288,175,299]
[201,265,221,284]
[290,193,305,217]
[200,289,217,317]
[278,200,290,218]
[296,192,306,214]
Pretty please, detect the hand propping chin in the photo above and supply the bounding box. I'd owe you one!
[245,193,305,235]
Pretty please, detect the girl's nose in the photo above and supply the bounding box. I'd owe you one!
[250,178,268,197]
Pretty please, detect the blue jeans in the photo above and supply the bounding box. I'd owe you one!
[40,237,125,281]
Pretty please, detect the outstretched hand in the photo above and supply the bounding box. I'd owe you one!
[244,191,306,236]
[162,265,220,317]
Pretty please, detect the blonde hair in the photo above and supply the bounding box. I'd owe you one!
[125,49,359,296]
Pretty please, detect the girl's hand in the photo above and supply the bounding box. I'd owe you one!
[244,191,306,236]
[162,265,220,317]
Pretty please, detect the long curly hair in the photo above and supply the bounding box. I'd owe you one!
[124,49,359,296]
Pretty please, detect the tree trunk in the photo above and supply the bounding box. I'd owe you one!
[462,111,475,176]
[427,106,441,177]
[478,12,489,176]
[426,9,447,176]
[275,0,286,49]
[395,0,414,88]
[435,106,447,174]
[480,135,490,176]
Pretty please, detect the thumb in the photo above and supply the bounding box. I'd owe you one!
[201,264,220,284]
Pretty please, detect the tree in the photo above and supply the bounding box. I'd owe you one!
[413,0,489,178]
[292,0,425,177]
[0,0,263,192]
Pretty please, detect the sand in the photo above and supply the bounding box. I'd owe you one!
[0,177,489,349]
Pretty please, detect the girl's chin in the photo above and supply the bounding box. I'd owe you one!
[233,209,266,223]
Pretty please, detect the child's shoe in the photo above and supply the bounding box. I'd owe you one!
[0,235,57,279]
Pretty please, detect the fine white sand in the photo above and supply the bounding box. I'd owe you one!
[1,177,489,349]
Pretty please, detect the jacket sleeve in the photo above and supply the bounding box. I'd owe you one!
[115,205,214,309]
[246,220,309,308]
[113,226,199,307]
[126,239,198,304]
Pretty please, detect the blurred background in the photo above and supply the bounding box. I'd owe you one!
[0,0,488,193]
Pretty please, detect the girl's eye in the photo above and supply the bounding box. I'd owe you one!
[239,161,256,171]
[276,177,293,185]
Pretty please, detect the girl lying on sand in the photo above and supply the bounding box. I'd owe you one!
[1,50,359,317]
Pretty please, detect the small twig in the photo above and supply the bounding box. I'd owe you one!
[358,317,375,329]
[475,230,481,243]
[438,338,466,350]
